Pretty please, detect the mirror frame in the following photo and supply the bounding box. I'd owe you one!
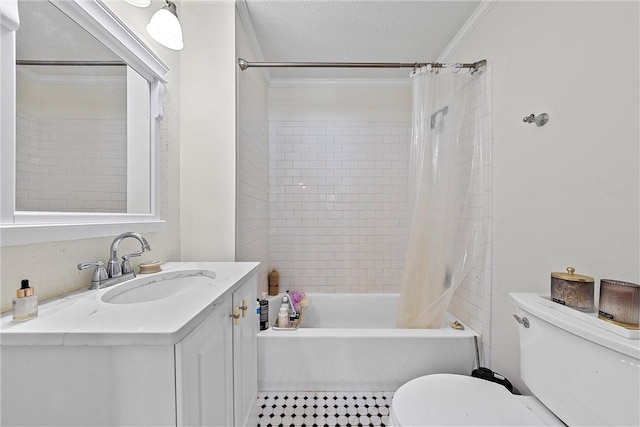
[1,0,169,246]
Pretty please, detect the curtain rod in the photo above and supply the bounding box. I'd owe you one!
[238,58,487,74]
[16,60,126,66]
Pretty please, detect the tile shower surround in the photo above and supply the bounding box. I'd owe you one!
[269,121,412,294]
[267,119,491,353]
[15,111,127,212]
[236,68,270,289]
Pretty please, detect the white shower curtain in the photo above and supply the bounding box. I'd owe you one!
[397,65,490,328]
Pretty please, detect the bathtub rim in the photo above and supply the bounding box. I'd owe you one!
[263,292,478,334]
[258,312,479,338]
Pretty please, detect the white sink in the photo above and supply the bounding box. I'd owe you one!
[102,270,217,304]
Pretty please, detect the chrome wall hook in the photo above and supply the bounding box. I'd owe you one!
[523,113,549,126]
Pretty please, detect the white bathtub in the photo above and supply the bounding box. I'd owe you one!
[258,293,477,392]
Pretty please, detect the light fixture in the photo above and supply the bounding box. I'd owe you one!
[123,0,151,7]
[146,0,184,51]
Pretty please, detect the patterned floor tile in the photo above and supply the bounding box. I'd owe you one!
[257,391,393,427]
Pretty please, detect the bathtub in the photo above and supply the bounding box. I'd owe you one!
[258,293,477,392]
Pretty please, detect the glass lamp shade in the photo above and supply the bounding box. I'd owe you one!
[146,2,184,50]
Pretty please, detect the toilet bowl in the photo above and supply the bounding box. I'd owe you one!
[390,293,640,426]
[389,374,563,426]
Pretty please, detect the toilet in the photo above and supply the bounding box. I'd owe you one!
[391,292,640,426]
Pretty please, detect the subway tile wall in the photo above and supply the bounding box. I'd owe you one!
[236,70,270,291]
[443,81,493,363]
[15,110,127,212]
[241,83,491,355]
[265,112,491,359]
[269,121,412,293]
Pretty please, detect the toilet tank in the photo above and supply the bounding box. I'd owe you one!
[510,293,640,426]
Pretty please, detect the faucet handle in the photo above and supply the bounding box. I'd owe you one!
[121,252,142,275]
[78,260,105,270]
[78,261,109,289]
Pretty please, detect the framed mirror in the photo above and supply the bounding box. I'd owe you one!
[1,0,169,245]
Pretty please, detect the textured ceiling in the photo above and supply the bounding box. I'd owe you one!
[16,1,120,63]
[243,0,481,78]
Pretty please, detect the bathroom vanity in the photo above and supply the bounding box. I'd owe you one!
[0,262,259,427]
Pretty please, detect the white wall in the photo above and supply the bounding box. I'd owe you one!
[447,1,640,392]
[269,83,411,122]
[180,0,237,261]
[0,0,181,312]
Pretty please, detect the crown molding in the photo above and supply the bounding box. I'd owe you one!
[269,78,411,88]
[52,0,168,82]
[438,0,497,62]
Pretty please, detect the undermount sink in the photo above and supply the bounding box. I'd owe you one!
[101,271,218,304]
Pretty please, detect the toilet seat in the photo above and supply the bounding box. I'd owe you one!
[390,374,564,426]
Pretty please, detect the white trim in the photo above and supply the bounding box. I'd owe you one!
[1,219,166,246]
[269,78,411,88]
[438,0,497,62]
[1,0,169,246]
[235,0,271,83]
[1,24,17,224]
[150,80,162,218]
[52,0,168,83]
[13,211,159,224]
[0,0,19,31]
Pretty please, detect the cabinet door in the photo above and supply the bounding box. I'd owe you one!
[176,299,234,427]
[1,345,175,427]
[233,275,258,427]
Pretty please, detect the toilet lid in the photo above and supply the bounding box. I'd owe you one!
[391,374,547,426]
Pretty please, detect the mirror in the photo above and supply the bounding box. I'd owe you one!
[1,0,168,245]
[15,0,148,214]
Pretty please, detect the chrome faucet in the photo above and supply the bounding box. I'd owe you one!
[78,232,151,290]
[107,232,151,278]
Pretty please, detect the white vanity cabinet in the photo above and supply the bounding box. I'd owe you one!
[232,273,259,426]
[0,262,258,427]
[176,274,257,427]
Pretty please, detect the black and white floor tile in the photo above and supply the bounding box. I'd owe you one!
[257,391,394,427]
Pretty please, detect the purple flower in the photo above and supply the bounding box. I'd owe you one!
[288,290,307,311]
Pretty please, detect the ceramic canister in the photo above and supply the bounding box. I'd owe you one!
[598,280,640,328]
[550,267,595,312]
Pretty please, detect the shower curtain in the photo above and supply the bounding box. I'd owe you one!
[397,64,490,328]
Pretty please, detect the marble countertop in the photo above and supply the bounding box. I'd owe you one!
[0,262,259,346]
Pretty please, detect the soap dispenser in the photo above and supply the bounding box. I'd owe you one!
[12,279,38,322]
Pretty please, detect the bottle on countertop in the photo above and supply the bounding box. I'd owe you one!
[286,290,296,323]
[256,299,261,329]
[277,306,289,328]
[259,292,269,331]
[269,269,279,296]
[12,279,38,322]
